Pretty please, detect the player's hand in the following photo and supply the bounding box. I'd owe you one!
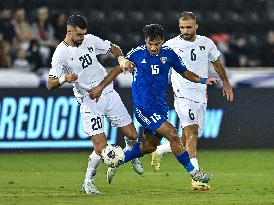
[223,81,234,102]
[65,73,78,83]
[88,85,104,102]
[205,77,220,85]
[123,61,135,73]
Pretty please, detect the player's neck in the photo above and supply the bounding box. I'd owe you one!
[189,35,197,42]
[180,34,197,42]
[64,37,76,47]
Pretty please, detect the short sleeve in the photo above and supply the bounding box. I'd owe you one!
[163,39,173,48]
[170,50,188,73]
[90,35,111,55]
[49,48,67,78]
[125,48,137,62]
[208,39,221,62]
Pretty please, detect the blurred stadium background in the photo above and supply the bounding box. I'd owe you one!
[0,0,274,204]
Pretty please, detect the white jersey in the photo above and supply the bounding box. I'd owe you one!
[164,35,221,103]
[49,34,111,97]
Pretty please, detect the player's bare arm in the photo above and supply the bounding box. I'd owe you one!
[213,58,234,101]
[88,65,123,100]
[47,73,78,91]
[180,70,219,85]
[109,43,123,58]
[110,43,135,72]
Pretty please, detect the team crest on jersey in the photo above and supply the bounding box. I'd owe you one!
[160,57,167,64]
[88,47,93,53]
[199,45,205,50]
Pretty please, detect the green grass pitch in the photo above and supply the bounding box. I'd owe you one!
[0,150,274,205]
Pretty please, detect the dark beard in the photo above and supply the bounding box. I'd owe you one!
[181,33,194,41]
[72,39,82,47]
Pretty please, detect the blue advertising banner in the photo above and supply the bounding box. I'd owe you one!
[0,88,273,149]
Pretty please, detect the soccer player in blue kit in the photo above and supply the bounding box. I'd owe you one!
[89,24,219,186]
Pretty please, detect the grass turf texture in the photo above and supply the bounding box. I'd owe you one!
[0,150,274,205]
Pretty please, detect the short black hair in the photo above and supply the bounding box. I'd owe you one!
[180,11,197,22]
[143,24,164,41]
[67,14,87,29]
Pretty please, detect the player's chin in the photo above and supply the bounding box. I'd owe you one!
[77,40,83,45]
[182,35,191,40]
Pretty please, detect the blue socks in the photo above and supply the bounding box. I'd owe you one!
[176,151,195,172]
[123,143,194,174]
[124,143,144,163]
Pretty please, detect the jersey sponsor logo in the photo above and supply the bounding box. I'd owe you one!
[160,57,167,64]
[141,59,147,63]
[135,108,151,125]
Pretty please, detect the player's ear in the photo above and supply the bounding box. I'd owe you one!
[195,24,198,30]
[144,37,149,43]
[67,25,73,35]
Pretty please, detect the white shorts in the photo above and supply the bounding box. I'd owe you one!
[77,90,132,136]
[174,97,207,135]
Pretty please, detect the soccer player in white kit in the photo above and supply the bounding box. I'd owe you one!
[151,11,234,191]
[47,14,144,195]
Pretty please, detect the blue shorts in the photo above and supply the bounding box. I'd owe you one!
[134,107,167,139]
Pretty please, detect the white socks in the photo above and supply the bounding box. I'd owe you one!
[85,151,101,182]
[189,158,200,176]
[155,142,172,156]
[84,138,138,182]
[190,158,199,170]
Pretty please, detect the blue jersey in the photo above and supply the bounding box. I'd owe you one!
[126,45,188,113]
